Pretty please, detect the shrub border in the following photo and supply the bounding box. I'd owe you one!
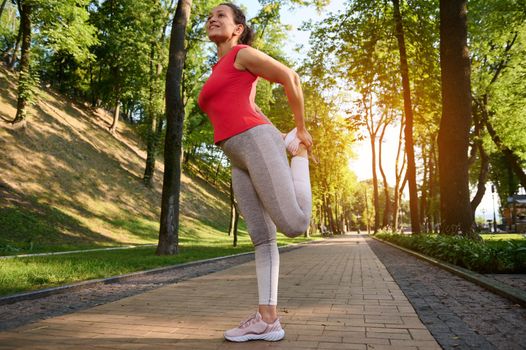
[372,236,526,308]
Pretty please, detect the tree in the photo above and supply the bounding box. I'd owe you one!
[1,0,19,65]
[0,0,10,20]
[11,0,31,126]
[228,180,240,246]
[392,0,420,233]
[10,0,96,126]
[378,123,391,228]
[469,0,526,204]
[392,118,407,231]
[437,0,475,237]
[91,0,152,134]
[309,1,398,233]
[143,0,175,187]
[305,1,442,233]
[157,0,192,256]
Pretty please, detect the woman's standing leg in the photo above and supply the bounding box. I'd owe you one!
[232,166,280,315]
[223,165,284,342]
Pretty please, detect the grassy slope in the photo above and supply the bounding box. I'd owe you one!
[0,65,235,254]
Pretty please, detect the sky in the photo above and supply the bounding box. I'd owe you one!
[235,0,501,223]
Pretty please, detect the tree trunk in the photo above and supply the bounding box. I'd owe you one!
[157,0,192,255]
[470,105,490,216]
[325,195,337,234]
[143,40,159,187]
[213,155,222,184]
[96,62,103,107]
[470,143,489,216]
[228,177,240,245]
[364,186,371,234]
[232,206,239,247]
[427,140,438,232]
[8,19,22,69]
[88,62,96,107]
[155,113,164,144]
[143,115,159,186]
[392,184,401,232]
[228,180,234,236]
[11,0,31,126]
[399,174,409,228]
[328,201,336,234]
[370,137,380,233]
[0,0,8,25]
[419,148,428,231]
[437,0,474,237]
[109,98,120,134]
[392,120,406,232]
[392,0,420,234]
[378,123,391,229]
[334,192,341,234]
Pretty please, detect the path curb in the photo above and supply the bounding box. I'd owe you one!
[371,236,526,308]
[0,241,316,306]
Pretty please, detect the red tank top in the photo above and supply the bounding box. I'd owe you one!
[198,45,270,144]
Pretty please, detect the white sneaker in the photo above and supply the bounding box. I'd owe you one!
[284,127,301,156]
[224,312,285,342]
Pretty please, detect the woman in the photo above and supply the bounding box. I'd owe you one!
[198,2,313,342]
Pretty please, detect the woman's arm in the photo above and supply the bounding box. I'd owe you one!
[235,47,313,148]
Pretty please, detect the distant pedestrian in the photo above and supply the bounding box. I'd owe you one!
[198,2,314,342]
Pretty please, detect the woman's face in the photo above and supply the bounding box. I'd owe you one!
[206,5,243,44]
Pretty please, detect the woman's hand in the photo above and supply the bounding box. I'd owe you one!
[296,127,313,149]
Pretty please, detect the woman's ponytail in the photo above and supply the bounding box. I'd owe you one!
[220,3,254,46]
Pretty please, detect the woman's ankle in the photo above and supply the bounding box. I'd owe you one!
[258,305,278,323]
[295,143,308,159]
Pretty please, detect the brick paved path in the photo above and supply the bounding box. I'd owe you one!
[0,236,440,349]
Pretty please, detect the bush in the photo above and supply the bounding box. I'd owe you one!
[376,233,526,273]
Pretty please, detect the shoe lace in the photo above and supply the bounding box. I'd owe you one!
[238,313,258,328]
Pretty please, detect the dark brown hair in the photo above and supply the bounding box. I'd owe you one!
[219,3,254,46]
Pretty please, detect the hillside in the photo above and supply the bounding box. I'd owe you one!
[0,65,231,253]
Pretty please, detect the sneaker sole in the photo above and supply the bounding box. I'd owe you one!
[224,329,285,342]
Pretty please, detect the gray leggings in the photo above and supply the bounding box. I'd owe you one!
[219,124,312,305]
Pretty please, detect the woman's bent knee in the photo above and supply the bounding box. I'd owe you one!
[281,216,310,238]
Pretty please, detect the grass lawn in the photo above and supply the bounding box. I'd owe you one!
[481,233,525,241]
[0,218,318,297]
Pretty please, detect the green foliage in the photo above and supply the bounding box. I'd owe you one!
[94,1,150,102]
[489,30,526,162]
[377,233,526,273]
[0,0,18,53]
[305,1,442,234]
[280,79,358,233]
[33,0,98,63]
[306,0,441,143]
[469,0,526,200]
[488,153,521,204]
[17,65,40,107]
